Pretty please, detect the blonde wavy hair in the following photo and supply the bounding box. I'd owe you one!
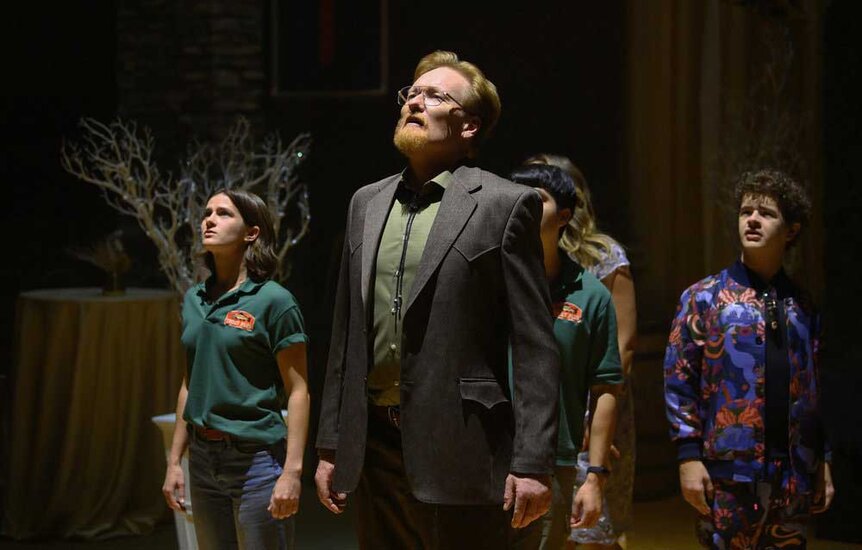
[524,153,621,269]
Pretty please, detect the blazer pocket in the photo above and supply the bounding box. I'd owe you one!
[453,241,500,263]
[459,378,509,409]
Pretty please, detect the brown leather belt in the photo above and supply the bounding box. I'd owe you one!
[193,424,232,441]
[370,404,400,429]
[189,424,278,454]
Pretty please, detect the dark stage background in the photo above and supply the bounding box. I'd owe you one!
[2,0,860,542]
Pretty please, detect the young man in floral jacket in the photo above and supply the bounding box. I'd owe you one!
[663,170,834,549]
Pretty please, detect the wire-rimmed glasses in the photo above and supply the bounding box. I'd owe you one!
[396,86,467,111]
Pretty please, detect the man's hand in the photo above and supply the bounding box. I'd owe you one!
[314,450,347,514]
[679,460,713,515]
[812,461,835,514]
[162,463,186,512]
[571,473,604,529]
[503,473,552,528]
[269,470,301,519]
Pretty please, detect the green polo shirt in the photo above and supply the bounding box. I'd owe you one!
[369,171,452,406]
[508,252,623,466]
[181,277,308,444]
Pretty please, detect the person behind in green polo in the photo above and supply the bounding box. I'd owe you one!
[162,189,310,550]
[509,164,623,550]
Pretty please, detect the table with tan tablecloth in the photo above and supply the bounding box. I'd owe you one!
[3,288,185,540]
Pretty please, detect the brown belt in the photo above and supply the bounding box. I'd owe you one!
[193,424,232,441]
[189,424,278,454]
[369,404,400,429]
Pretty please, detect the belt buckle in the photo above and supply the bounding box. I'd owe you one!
[388,406,400,429]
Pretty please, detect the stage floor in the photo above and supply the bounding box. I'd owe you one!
[1,485,859,549]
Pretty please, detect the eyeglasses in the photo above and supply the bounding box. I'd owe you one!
[397,85,468,111]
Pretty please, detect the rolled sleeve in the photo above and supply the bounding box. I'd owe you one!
[272,305,308,352]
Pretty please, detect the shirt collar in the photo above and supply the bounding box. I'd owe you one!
[550,250,585,302]
[197,275,265,304]
[728,259,794,299]
[432,170,453,190]
[397,168,453,191]
[395,169,451,207]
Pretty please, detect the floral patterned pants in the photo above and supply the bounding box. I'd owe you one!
[696,461,809,549]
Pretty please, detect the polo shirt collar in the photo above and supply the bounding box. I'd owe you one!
[197,275,266,304]
[551,250,585,302]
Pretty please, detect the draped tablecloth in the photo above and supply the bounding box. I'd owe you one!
[3,288,185,540]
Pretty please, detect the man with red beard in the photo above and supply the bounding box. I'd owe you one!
[664,170,833,549]
[314,51,560,548]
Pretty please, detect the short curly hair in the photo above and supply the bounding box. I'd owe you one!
[733,169,811,230]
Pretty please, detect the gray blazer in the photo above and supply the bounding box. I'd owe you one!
[316,165,560,505]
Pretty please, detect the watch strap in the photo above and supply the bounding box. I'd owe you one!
[586,465,611,477]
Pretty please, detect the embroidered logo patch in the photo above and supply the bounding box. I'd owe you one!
[224,310,255,331]
[555,302,583,323]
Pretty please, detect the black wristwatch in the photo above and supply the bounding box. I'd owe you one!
[586,465,611,477]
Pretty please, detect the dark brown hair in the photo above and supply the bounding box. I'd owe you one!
[733,169,811,239]
[203,188,278,281]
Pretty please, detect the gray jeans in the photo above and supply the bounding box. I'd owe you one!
[188,432,294,550]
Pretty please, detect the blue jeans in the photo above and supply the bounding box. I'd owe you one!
[188,431,294,550]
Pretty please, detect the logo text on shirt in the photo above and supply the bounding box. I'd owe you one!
[555,302,583,324]
[224,310,256,331]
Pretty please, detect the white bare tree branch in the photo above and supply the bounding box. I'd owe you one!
[61,117,312,294]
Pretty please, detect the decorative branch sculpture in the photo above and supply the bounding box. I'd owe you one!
[61,117,312,294]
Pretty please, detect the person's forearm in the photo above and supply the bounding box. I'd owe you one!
[606,268,637,378]
[587,388,618,468]
[168,379,190,467]
[283,386,310,475]
[276,343,310,475]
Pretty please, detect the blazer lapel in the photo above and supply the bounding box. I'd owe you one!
[404,169,480,314]
[361,176,399,308]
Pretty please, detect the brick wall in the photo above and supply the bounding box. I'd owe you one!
[116,0,266,151]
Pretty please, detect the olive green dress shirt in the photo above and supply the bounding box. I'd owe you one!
[368,171,452,405]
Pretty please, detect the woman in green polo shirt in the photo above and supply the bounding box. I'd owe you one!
[162,189,310,550]
[509,164,623,550]
[525,155,637,550]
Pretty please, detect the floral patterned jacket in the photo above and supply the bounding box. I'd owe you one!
[664,261,826,490]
